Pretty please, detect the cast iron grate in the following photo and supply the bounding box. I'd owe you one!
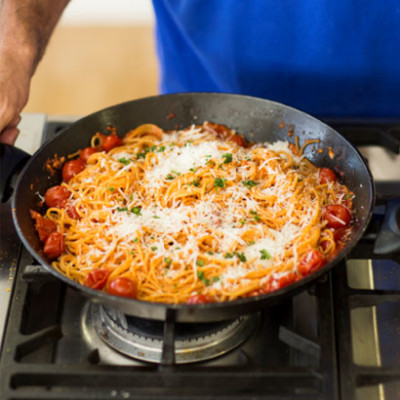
[0,243,338,400]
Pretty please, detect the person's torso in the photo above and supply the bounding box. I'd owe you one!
[152,0,400,117]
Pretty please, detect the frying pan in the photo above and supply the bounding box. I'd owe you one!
[10,93,375,322]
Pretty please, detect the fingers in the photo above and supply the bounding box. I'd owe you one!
[0,114,22,145]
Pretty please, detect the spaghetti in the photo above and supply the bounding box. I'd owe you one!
[31,122,354,303]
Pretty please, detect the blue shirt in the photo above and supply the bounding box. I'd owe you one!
[152,0,400,118]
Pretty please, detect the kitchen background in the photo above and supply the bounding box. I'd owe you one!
[24,0,158,117]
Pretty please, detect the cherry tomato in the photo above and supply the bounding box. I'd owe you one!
[43,232,65,259]
[298,249,327,276]
[101,134,123,152]
[30,209,57,242]
[62,159,85,182]
[107,277,137,298]
[186,294,214,304]
[204,122,231,139]
[80,147,97,163]
[323,204,351,229]
[66,205,80,220]
[276,273,300,289]
[319,168,338,184]
[230,134,248,147]
[45,185,71,208]
[333,227,348,242]
[84,268,110,290]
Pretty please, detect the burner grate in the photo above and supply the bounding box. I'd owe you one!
[0,247,339,399]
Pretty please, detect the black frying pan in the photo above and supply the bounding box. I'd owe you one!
[10,93,375,322]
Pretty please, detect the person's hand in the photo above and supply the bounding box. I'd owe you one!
[0,49,31,145]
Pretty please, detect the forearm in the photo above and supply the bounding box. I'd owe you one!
[0,0,70,76]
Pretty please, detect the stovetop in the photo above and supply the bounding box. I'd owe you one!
[0,115,399,400]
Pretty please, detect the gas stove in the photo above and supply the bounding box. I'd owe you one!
[0,114,399,399]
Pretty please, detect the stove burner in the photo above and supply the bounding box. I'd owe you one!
[85,303,258,364]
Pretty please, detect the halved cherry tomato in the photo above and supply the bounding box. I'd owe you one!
[230,134,247,147]
[62,159,85,182]
[43,232,64,259]
[333,227,348,242]
[101,134,123,152]
[79,147,97,163]
[319,168,338,184]
[186,294,214,304]
[298,249,327,276]
[30,209,57,242]
[45,185,71,208]
[276,272,301,289]
[66,205,80,220]
[107,277,137,298]
[84,268,110,290]
[323,204,351,229]
[203,122,231,139]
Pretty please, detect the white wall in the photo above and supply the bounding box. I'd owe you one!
[60,0,154,25]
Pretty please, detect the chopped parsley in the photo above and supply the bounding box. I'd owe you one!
[214,178,227,188]
[131,206,142,215]
[166,170,180,180]
[118,157,131,165]
[191,177,201,187]
[106,187,115,192]
[164,257,172,265]
[224,252,234,259]
[116,207,128,212]
[242,180,258,189]
[151,246,157,251]
[222,153,233,164]
[248,240,255,246]
[197,271,210,286]
[236,252,247,262]
[157,146,165,153]
[132,238,139,243]
[344,193,353,200]
[196,259,205,267]
[136,145,157,159]
[213,276,220,282]
[260,249,271,260]
[250,210,260,222]
[152,215,161,219]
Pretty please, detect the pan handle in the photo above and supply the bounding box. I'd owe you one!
[0,143,30,202]
[374,198,400,254]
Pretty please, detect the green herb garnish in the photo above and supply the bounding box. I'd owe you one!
[242,180,257,189]
[197,271,210,286]
[222,153,233,164]
[250,210,260,222]
[214,178,227,188]
[118,157,131,165]
[131,206,142,215]
[260,249,271,260]
[196,259,205,267]
[236,252,247,262]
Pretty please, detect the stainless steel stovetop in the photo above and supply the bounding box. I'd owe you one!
[0,113,399,400]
